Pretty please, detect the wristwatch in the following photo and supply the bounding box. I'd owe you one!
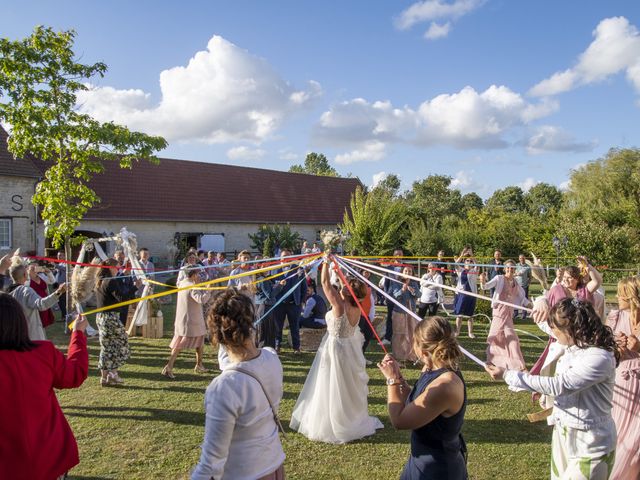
[386,377,402,386]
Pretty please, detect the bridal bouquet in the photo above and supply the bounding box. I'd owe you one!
[320,230,347,253]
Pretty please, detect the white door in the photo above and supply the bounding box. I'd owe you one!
[200,234,225,253]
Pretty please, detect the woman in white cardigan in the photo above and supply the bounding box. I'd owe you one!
[162,268,211,378]
[192,287,285,480]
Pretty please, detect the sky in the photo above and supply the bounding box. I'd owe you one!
[2,0,640,198]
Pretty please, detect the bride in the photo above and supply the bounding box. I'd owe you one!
[290,258,383,443]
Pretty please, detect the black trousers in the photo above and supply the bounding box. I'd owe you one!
[359,315,374,352]
[273,302,301,350]
[417,301,439,319]
[255,303,278,349]
[384,301,394,341]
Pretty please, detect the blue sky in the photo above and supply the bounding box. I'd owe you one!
[3,0,640,197]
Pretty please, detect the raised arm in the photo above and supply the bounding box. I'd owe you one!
[321,259,342,311]
[578,257,602,294]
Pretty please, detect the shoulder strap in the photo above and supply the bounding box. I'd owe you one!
[226,365,286,437]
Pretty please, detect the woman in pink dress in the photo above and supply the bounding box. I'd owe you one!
[606,276,640,480]
[162,267,211,378]
[480,260,531,370]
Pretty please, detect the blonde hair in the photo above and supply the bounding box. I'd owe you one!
[618,277,640,330]
[413,316,462,370]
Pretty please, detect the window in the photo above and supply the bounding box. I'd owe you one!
[0,219,11,250]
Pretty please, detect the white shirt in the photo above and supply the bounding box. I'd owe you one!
[504,346,616,431]
[192,348,285,480]
[419,272,444,304]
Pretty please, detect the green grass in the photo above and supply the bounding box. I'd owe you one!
[48,299,554,479]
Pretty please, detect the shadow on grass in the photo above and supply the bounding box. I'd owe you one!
[66,405,204,426]
[463,418,549,444]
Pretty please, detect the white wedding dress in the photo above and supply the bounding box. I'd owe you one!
[290,309,383,443]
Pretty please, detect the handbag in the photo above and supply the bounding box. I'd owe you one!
[226,365,286,438]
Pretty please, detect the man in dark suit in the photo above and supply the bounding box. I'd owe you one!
[273,249,307,354]
[381,248,404,346]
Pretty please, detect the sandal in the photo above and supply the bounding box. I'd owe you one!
[161,366,175,379]
[194,365,210,374]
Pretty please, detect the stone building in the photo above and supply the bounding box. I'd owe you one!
[0,126,359,263]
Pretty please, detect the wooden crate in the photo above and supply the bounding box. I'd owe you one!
[299,328,326,352]
[141,314,164,339]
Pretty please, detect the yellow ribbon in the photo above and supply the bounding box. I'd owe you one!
[69,254,322,329]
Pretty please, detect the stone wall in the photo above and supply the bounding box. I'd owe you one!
[0,176,37,252]
[77,219,333,264]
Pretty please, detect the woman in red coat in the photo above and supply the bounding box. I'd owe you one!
[0,293,89,480]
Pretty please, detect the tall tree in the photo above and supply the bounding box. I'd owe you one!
[289,152,339,177]
[373,173,401,197]
[524,183,563,215]
[0,26,167,249]
[486,186,526,213]
[341,186,407,255]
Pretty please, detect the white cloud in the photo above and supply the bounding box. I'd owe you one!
[316,85,558,160]
[559,180,571,191]
[525,126,596,154]
[278,149,298,161]
[450,170,473,189]
[518,177,539,192]
[76,35,321,143]
[334,141,386,165]
[395,0,485,40]
[372,171,388,187]
[424,21,451,40]
[530,16,640,97]
[226,146,266,161]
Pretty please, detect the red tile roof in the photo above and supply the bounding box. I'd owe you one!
[1,126,360,224]
[0,127,42,178]
[86,157,360,224]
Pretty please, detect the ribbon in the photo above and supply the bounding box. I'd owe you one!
[329,256,388,354]
[335,256,486,368]
[68,254,322,327]
[342,256,533,314]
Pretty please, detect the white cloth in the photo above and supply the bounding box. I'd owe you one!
[504,346,616,431]
[191,348,284,480]
[290,310,383,443]
[419,272,444,304]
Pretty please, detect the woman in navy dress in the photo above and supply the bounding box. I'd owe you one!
[378,316,468,479]
[452,248,479,338]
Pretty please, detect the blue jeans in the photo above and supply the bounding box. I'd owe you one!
[274,302,301,350]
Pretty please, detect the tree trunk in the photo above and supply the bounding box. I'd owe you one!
[64,236,71,334]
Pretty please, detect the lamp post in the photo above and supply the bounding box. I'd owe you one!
[552,235,568,269]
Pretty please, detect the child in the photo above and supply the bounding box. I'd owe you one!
[486,298,618,480]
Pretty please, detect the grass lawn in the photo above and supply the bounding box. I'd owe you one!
[48,295,555,480]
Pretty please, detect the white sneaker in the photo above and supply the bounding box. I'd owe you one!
[365,359,373,366]
[381,339,391,346]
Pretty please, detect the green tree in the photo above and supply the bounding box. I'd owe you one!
[289,152,339,177]
[461,192,484,213]
[486,186,526,213]
[373,173,401,197]
[0,27,167,249]
[341,186,407,255]
[249,224,302,254]
[524,183,563,215]
[558,148,640,266]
